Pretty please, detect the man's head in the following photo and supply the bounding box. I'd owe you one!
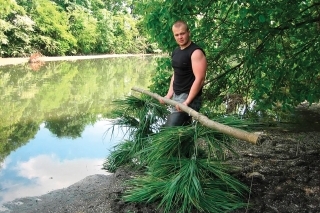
[172,20,191,49]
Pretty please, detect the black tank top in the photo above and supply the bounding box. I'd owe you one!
[171,42,205,96]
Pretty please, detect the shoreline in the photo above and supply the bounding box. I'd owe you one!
[0,174,115,213]
[0,54,152,66]
[0,167,136,213]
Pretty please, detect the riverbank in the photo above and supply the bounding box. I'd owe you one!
[0,54,150,66]
[0,169,132,213]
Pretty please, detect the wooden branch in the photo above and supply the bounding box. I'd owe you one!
[132,87,261,145]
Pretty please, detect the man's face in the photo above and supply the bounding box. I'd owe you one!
[172,25,190,48]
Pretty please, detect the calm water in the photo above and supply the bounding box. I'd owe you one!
[0,56,156,209]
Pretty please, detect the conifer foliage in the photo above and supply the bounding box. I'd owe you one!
[105,95,250,213]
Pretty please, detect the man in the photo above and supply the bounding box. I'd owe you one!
[160,20,207,126]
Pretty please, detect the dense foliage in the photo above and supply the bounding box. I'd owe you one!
[137,0,320,114]
[0,0,152,56]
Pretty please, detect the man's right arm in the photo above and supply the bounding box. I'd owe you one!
[159,74,174,104]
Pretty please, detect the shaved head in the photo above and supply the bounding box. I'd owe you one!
[172,20,189,32]
[172,20,191,49]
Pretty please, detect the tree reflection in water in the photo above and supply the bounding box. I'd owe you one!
[0,56,157,207]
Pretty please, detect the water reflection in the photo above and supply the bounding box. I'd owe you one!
[0,120,125,206]
[0,56,156,208]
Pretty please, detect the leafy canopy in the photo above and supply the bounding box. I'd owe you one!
[1,0,152,56]
[137,0,320,113]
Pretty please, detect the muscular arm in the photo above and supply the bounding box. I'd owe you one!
[184,49,207,105]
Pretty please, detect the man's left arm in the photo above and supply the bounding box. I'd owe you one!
[184,49,207,106]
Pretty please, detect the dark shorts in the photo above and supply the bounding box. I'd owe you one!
[165,93,202,126]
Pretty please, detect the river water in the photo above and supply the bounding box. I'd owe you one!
[0,56,157,209]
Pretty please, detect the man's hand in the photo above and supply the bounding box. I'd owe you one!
[159,95,171,105]
[175,101,188,111]
[159,98,166,104]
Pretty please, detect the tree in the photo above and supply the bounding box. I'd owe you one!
[18,0,77,55]
[104,0,133,15]
[137,0,320,114]
[0,0,34,57]
[111,14,141,53]
[2,0,153,56]
[93,9,114,53]
[68,6,98,54]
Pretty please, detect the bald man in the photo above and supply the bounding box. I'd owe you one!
[160,20,207,126]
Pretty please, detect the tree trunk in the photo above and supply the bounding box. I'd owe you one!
[132,87,261,144]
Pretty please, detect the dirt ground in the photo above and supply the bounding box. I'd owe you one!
[1,104,319,213]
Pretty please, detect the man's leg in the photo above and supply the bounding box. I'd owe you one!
[164,93,201,127]
[164,111,192,126]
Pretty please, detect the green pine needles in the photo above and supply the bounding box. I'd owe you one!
[104,95,168,172]
[104,95,250,212]
[125,158,248,213]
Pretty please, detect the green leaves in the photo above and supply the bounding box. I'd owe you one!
[239,7,247,18]
[68,7,98,54]
[259,14,266,23]
[0,1,33,56]
[2,0,152,56]
[141,0,320,114]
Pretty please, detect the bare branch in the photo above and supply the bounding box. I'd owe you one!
[132,87,261,144]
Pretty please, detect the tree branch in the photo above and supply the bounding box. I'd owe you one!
[131,87,261,144]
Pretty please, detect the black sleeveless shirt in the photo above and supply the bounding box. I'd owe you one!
[171,42,205,96]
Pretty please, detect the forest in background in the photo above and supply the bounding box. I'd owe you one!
[0,0,155,57]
